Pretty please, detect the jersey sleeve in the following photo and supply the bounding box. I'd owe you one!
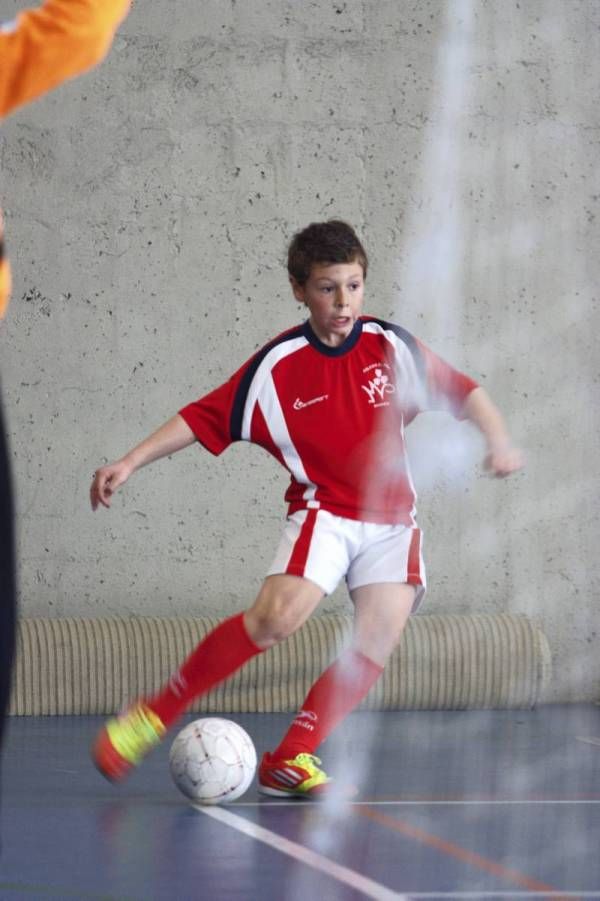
[178,358,254,456]
[0,0,130,118]
[178,326,306,456]
[415,338,478,418]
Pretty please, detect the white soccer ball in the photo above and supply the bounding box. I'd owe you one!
[169,718,257,805]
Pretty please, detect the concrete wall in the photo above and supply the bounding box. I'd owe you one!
[1,0,598,701]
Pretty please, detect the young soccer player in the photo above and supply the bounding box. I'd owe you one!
[91,220,523,796]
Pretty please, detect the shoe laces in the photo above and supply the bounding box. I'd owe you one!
[293,753,324,773]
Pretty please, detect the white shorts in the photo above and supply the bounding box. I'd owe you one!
[266,509,426,612]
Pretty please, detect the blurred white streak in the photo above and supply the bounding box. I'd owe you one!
[398,0,475,346]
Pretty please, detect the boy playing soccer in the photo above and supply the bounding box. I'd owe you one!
[91,220,523,797]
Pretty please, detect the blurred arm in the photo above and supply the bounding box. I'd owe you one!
[0,0,130,117]
[461,386,524,477]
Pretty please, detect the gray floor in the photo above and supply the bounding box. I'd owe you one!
[1,706,599,900]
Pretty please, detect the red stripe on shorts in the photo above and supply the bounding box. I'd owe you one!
[407,528,423,585]
[286,508,318,576]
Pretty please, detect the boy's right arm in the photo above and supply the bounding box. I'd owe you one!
[90,414,196,510]
[91,348,258,511]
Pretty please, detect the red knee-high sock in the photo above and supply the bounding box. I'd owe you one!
[147,613,262,728]
[272,649,384,759]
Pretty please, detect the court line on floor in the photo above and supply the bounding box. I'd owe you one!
[401,894,600,899]
[196,804,406,900]
[240,799,600,806]
[357,806,565,898]
[577,736,600,748]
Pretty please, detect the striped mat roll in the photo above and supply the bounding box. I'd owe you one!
[8,613,551,715]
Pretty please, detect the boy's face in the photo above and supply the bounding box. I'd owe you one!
[291,260,365,347]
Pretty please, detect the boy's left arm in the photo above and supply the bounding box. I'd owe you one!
[461,386,524,477]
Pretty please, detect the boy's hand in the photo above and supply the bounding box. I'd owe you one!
[90,459,133,510]
[461,389,524,479]
[89,415,196,510]
[483,445,525,478]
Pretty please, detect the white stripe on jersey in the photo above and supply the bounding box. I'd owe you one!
[240,336,319,506]
[241,336,307,438]
[363,320,423,526]
[256,375,318,501]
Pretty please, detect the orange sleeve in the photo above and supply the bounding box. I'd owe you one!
[0,0,131,118]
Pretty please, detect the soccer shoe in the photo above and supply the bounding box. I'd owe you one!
[258,751,333,798]
[92,701,166,782]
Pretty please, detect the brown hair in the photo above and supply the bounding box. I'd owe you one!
[287,220,368,286]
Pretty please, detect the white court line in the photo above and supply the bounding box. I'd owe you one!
[402,894,600,899]
[196,804,406,900]
[233,798,600,807]
[577,736,600,748]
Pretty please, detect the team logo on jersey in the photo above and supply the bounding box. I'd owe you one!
[361,363,395,407]
[293,394,329,410]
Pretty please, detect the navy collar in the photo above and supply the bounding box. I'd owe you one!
[302,318,363,356]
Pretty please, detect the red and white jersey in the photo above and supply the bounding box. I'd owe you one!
[180,317,478,525]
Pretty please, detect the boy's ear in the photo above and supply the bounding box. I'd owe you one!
[289,276,305,304]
